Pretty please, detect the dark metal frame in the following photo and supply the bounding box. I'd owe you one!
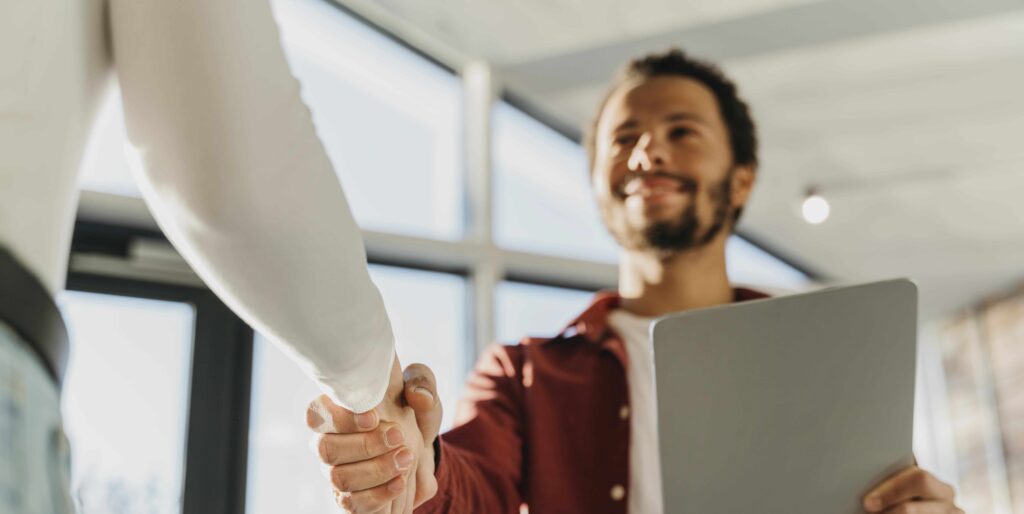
[67,224,254,514]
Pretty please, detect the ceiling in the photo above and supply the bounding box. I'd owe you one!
[335,0,1024,320]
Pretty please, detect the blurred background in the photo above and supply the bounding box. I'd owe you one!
[62,0,1023,512]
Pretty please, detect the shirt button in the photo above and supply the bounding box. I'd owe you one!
[610,484,626,501]
[618,405,630,420]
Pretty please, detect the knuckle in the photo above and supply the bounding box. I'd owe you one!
[316,435,333,463]
[345,498,368,514]
[376,452,397,476]
[909,469,929,490]
[331,467,353,492]
[351,484,395,514]
[376,478,403,504]
[305,402,319,429]
[889,505,912,514]
[307,395,342,433]
[337,491,357,513]
[360,431,376,459]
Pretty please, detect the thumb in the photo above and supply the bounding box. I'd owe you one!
[403,363,442,443]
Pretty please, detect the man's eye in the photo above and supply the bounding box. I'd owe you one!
[669,127,693,139]
[614,135,638,146]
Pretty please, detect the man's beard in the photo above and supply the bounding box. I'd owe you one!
[607,170,734,254]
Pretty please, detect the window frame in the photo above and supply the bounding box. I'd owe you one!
[68,222,254,514]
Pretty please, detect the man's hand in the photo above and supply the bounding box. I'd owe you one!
[862,465,963,514]
[306,358,443,514]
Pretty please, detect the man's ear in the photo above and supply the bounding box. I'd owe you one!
[730,164,757,210]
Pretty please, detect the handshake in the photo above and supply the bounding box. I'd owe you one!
[302,357,963,514]
[307,358,441,514]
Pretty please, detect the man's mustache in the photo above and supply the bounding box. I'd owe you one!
[617,171,698,198]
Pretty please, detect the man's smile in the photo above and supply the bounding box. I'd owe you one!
[619,172,697,206]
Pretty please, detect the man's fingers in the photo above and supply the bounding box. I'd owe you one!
[864,467,956,512]
[306,395,379,434]
[402,472,416,514]
[402,363,437,411]
[335,474,406,514]
[312,422,406,465]
[878,501,964,514]
[329,447,416,493]
[387,474,409,514]
[402,363,443,442]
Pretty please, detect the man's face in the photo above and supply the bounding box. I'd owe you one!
[591,76,755,254]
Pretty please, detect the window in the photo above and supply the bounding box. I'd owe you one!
[273,0,464,240]
[246,265,466,514]
[493,101,620,262]
[78,86,140,198]
[725,237,812,292]
[58,292,195,514]
[79,0,464,242]
[495,281,595,344]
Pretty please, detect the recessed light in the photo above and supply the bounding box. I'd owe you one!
[802,188,830,224]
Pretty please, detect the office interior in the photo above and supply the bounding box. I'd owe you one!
[54,0,1023,512]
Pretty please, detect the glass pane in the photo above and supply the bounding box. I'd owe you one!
[57,291,195,514]
[273,0,463,240]
[79,0,464,242]
[246,265,466,514]
[495,281,595,344]
[493,101,620,262]
[78,87,141,197]
[726,237,812,292]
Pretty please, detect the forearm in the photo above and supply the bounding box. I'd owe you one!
[108,0,392,412]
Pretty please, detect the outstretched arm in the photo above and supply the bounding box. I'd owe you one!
[108,0,392,413]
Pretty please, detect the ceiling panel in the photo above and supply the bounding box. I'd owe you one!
[327,0,1024,318]
[367,0,829,62]
[727,11,1024,315]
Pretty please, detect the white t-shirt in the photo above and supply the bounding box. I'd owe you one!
[607,309,663,514]
[0,0,392,412]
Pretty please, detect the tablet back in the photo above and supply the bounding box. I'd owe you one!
[653,279,917,514]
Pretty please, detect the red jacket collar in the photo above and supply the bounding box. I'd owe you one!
[554,287,771,345]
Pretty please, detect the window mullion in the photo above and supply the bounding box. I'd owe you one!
[463,60,498,364]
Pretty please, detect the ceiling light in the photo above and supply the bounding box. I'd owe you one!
[801,188,830,224]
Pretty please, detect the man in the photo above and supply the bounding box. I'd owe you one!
[1,0,403,511]
[307,49,963,514]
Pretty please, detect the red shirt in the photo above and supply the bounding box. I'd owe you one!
[418,288,768,514]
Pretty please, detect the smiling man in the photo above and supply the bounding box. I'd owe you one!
[306,49,963,514]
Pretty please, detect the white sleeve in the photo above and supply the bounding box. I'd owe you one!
[108,0,394,413]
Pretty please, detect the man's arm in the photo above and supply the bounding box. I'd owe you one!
[107,0,392,412]
[416,344,526,513]
[311,344,528,513]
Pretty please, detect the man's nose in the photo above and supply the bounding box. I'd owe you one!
[627,133,669,172]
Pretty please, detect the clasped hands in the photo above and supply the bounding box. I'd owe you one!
[306,358,963,514]
[306,358,442,514]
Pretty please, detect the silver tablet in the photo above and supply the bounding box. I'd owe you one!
[653,279,917,514]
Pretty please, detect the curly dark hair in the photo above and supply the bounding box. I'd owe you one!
[584,48,759,224]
